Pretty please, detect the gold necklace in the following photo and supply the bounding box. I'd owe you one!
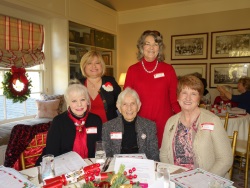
[87,78,101,89]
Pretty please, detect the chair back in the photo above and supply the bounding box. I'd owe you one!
[228,131,238,180]
[223,112,229,131]
[20,131,48,170]
[235,123,250,188]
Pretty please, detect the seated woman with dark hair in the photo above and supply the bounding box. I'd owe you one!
[102,87,159,161]
[36,79,102,165]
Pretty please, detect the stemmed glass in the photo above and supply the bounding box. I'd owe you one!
[156,163,170,188]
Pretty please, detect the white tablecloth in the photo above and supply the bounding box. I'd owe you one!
[220,114,250,142]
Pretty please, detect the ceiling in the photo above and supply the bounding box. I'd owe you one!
[95,0,190,11]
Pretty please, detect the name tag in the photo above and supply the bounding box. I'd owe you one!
[201,123,214,131]
[86,127,97,134]
[110,132,122,139]
[154,73,165,78]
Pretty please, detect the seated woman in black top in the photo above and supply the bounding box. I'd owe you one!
[36,79,102,165]
[102,87,159,161]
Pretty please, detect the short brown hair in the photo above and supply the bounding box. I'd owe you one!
[238,76,250,91]
[136,30,165,62]
[177,75,204,98]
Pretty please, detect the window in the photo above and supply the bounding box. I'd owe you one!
[0,65,44,122]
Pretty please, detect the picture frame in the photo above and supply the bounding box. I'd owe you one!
[209,62,250,88]
[172,63,207,79]
[102,51,112,66]
[171,33,208,60]
[211,28,250,58]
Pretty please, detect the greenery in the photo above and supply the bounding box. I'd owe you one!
[82,165,141,188]
[2,71,32,103]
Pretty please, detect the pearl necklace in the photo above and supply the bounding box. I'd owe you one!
[141,60,158,73]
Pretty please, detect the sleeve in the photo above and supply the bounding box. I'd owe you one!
[168,66,181,114]
[148,122,160,161]
[209,117,233,176]
[124,66,134,89]
[102,123,113,157]
[159,120,172,163]
[45,118,63,157]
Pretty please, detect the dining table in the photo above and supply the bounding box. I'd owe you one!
[219,113,250,142]
[18,157,237,188]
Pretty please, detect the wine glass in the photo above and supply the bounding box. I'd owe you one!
[156,163,170,188]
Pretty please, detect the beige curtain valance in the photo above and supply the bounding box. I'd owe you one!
[0,15,45,68]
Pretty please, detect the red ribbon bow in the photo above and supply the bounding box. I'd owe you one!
[11,66,28,85]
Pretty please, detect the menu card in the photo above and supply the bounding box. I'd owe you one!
[171,168,234,188]
[0,165,36,188]
[54,151,88,176]
[114,158,155,185]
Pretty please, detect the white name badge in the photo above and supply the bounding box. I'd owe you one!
[201,123,214,131]
[154,73,165,79]
[110,132,122,139]
[86,127,97,134]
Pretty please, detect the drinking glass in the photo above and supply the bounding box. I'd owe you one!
[156,163,170,188]
[208,179,224,188]
[95,141,106,165]
[41,154,55,181]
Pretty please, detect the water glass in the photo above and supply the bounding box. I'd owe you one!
[156,164,170,188]
[41,154,55,181]
[208,179,224,188]
[95,141,106,165]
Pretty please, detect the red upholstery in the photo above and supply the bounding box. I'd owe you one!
[4,122,51,171]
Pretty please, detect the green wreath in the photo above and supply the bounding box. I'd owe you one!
[2,67,32,103]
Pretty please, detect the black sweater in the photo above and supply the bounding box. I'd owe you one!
[36,111,102,165]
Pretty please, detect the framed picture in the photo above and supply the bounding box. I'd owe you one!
[211,28,250,58]
[105,67,113,77]
[171,33,208,60]
[102,51,112,66]
[209,62,250,88]
[172,63,207,79]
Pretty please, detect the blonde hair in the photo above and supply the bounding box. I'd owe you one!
[80,50,106,77]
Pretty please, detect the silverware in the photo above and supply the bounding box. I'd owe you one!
[102,157,111,172]
[88,158,94,164]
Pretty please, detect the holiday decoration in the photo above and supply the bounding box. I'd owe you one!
[42,163,141,188]
[2,66,32,103]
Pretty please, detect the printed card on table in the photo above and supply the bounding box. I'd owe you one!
[114,158,155,185]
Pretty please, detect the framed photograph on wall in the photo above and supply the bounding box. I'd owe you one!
[171,33,208,60]
[210,62,250,88]
[102,51,112,66]
[211,28,250,58]
[172,63,207,79]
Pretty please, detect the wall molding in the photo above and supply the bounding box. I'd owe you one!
[118,0,250,24]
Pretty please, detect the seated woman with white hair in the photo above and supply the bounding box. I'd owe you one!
[102,87,159,161]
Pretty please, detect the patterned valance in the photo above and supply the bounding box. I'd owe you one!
[0,15,45,68]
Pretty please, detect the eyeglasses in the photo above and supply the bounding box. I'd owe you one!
[143,30,161,36]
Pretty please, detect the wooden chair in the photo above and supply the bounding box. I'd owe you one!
[234,123,250,188]
[20,131,48,170]
[228,131,238,180]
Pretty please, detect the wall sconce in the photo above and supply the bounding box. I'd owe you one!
[118,73,126,89]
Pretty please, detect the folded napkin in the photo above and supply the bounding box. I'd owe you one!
[228,107,246,115]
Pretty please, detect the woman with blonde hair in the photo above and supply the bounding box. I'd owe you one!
[80,50,121,123]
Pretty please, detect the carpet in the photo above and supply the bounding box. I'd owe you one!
[231,162,250,188]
